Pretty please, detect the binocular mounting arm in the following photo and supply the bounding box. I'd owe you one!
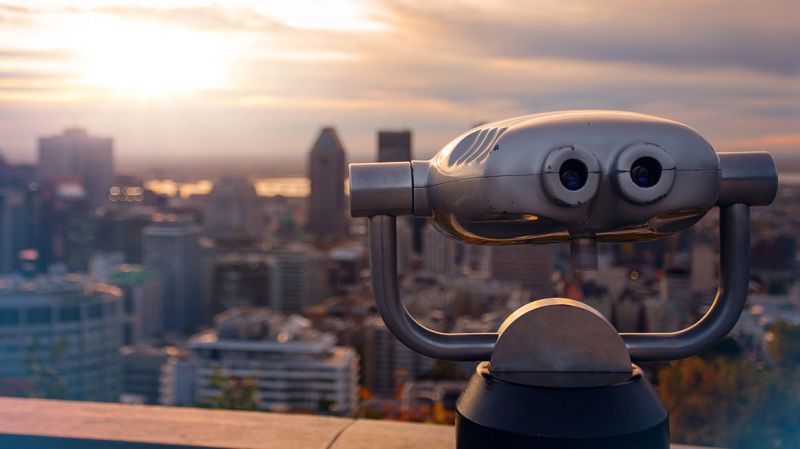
[369,203,750,362]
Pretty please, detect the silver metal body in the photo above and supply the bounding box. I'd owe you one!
[355,110,777,366]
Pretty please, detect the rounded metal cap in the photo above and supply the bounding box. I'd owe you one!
[490,298,632,387]
[349,162,413,217]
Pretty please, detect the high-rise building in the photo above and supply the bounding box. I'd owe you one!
[422,225,459,275]
[95,208,152,264]
[0,187,27,274]
[204,178,264,240]
[38,128,114,208]
[160,307,359,416]
[361,316,435,398]
[36,179,94,273]
[490,245,556,299]
[207,252,274,316]
[267,243,326,314]
[307,127,348,239]
[143,214,202,335]
[377,130,412,163]
[690,245,716,294]
[107,265,164,345]
[377,130,428,255]
[0,274,123,401]
[120,345,177,405]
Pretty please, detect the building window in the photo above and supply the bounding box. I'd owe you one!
[0,309,19,326]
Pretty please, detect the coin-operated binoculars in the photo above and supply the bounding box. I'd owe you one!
[350,111,777,449]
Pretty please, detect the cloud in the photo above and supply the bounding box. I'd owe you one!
[722,134,800,152]
[0,0,797,165]
[381,0,800,76]
[92,5,284,32]
[0,3,27,14]
[0,48,74,61]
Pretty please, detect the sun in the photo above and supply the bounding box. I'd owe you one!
[72,16,226,99]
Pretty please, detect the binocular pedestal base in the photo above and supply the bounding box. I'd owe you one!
[456,363,669,449]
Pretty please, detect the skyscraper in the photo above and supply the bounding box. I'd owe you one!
[490,245,556,299]
[0,187,26,274]
[361,315,435,398]
[377,130,412,163]
[267,243,325,314]
[377,130,427,254]
[422,224,458,275]
[38,128,114,208]
[307,127,348,239]
[107,265,163,345]
[0,155,35,274]
[204,178,264,240]
[143,214,202,335]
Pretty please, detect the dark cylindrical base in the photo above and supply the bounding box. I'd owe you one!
[456,363,669,449]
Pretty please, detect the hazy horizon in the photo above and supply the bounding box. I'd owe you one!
[0,0,797,172]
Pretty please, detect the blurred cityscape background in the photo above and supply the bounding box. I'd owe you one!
[0,2,797,449]
[0,124,798,448]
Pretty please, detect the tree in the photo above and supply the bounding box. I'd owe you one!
[207,366,259,411]
[658,327,800,449]
[25,336,69,399]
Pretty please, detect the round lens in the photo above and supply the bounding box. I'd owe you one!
[630,157,662,188]
[559,159,588,191]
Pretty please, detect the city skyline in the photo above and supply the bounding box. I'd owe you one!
[0,0,797,173]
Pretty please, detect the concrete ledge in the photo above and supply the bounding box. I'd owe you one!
[0,398,349,449]
[0,398,719,449]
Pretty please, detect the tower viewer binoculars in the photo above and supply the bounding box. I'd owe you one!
[351,110,777,449]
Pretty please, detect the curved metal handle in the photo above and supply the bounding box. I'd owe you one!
[622,203,750,361]
[369,204,750,362]
[369,216,496,360]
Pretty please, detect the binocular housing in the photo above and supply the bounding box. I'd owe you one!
[351,110,776,246]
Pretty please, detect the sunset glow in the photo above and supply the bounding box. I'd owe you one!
[74,18,227,99]
[0,0,795,168]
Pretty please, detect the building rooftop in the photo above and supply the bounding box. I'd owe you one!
[189,306,339,354]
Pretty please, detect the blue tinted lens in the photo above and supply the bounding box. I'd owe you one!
[561,170,582,191]
[630,157,662,188]
[559,159,588,191]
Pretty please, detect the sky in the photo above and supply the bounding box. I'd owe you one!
[0,0,798,175]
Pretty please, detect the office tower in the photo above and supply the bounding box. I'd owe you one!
[306,127,349,239]
[328,243,366,288]
[120,345,177,405]
[208,252,273,316]
[0,187,26,273]
[267,243,325,314]
[396,218,415,276]
[204,178,264,240]
[38,128,114,208]
[377,130,412,163]
[0,157,36,274]
[160,307,359,416]
[751,235,796,293]
[422,225,458,275]
[107,265,164,345]
[377,130,427,254]
[36,179,94,273]
[95,208,152,264]
[143,214,202,335]
[361,316,435,398]
[690,245,716,294]
[661,268,694,328]
[0,274,123,401]
[489,245,556,299]
[461,243,491,275]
